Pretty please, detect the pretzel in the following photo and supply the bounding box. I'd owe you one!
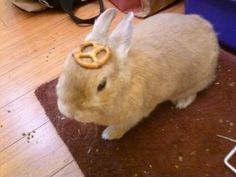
[73,41,111,69]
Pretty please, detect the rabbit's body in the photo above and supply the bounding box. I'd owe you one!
[127,13,219,115]
[56,10,219,140]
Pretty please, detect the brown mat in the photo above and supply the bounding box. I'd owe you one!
[35,50,236,177]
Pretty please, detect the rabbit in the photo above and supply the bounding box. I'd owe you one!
[56,8,219,140]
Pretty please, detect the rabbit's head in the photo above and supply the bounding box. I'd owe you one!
[56,9,134,125]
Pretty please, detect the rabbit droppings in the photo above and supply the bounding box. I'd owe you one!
[56,9,219,140]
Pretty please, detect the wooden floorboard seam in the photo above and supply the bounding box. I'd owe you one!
[50,160,74,177]
[0,120,49,154]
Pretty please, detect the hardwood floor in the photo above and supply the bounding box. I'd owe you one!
[0,1,184,176]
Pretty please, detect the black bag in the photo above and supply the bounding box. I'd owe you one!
[45,0,104,25]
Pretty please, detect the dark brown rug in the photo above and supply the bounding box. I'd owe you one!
[35,50,236,177]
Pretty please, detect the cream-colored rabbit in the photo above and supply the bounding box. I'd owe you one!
[56,8,219,140]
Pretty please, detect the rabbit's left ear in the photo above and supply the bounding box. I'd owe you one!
[86,8,117,42]
[109,12,134,60]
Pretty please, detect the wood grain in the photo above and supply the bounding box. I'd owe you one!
[0,91,48,151]
[0,1,184,177]
[0,122,73,177]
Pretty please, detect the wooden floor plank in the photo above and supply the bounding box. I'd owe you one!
[0,1,104,51]
[0,11,66,51]
[52,161,84,177]
[0,122,75,177]
[0,0,33,27]
[0,16,88,76]
[0,36,78,107]
[0,91,48,152]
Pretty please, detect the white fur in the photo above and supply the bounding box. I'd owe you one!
[56,9,219,140]
[174,94,196,109]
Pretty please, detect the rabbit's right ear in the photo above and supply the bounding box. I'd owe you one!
[85,8,117,41]
[109,12,134,62]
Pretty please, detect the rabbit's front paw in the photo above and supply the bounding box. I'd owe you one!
[102,126,125,140]
[175,94,196,109]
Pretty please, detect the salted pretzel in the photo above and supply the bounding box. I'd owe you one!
[73,41,111,69]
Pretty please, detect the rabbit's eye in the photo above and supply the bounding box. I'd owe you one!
[97,79,107,92]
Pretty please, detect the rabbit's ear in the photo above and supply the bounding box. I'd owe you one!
[86,8,117,41]
[109,12,134,60]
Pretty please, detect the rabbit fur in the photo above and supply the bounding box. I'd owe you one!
[56,8,219,140]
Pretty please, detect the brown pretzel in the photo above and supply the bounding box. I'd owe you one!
[73,41,111,69]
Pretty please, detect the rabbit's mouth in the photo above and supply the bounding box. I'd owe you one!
[74,110,97,123]
[57,100,118,126]
[74,110,114,126]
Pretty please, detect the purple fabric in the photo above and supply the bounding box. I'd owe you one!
[185,0,236,51]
